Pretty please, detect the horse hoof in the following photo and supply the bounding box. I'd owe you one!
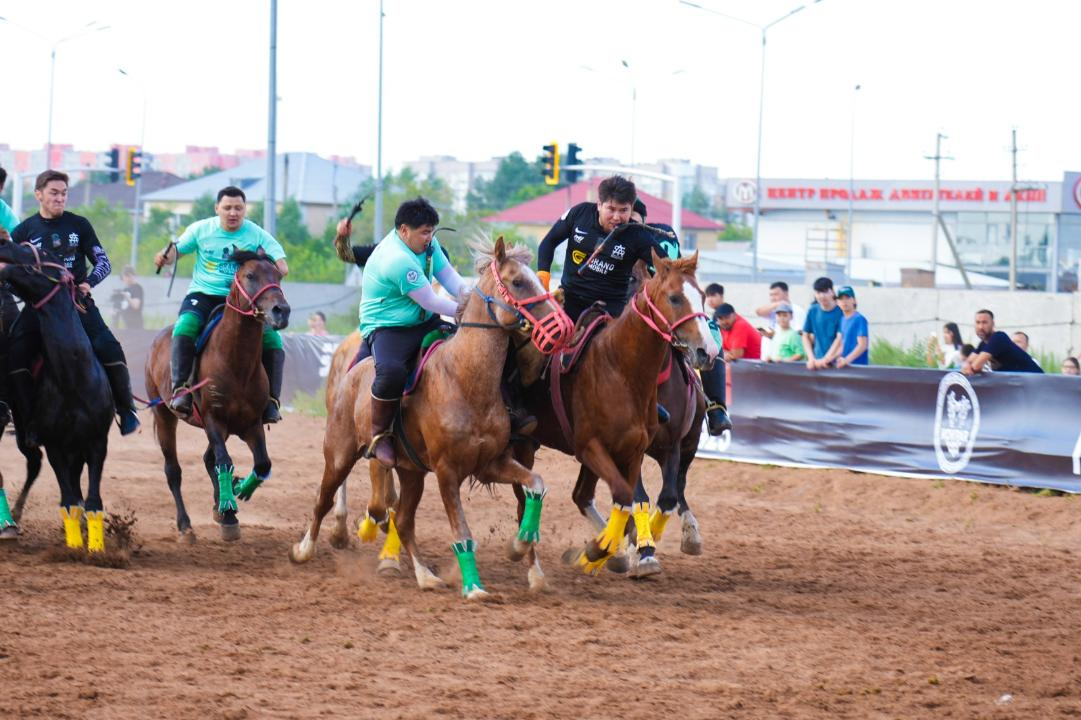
[527,567,547,593]
[415,566,445,590]
[212,509,224,524]
[560,547,580,566]
[632,555,662,579]
[177,529,197,545]
[681,531,703,556]
[0,526,19,542]
[220,523,241,542]
[377,558,402,577]
[328,527,350,550]
[506,536,528,562]
[464,587,499,602]
[606,553,631,574]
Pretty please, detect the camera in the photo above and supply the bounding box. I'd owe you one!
[110,288,129,312]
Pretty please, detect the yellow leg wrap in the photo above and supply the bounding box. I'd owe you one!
[633,502,655,550]
[357,512,380,543]
[86,511,105,553]
[61,507,84,549]
[649,508,672,542]
[576,504,631,575]
[378,512,401,561]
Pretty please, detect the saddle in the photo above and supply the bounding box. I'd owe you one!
[548,305,613,450]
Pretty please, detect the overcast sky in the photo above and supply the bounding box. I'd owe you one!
[2,0,1078,183]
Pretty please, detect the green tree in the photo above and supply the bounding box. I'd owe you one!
[467,152,555,213]
[683,186,711,217]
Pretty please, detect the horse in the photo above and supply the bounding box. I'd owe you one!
[289,237,572,599]
[144,251,290,542]
[567,262,709,577]
[0,241,113,552]
[508,250,718,579]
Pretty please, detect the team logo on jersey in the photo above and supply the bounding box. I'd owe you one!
[68,233,79,247]
[611,244,625,260]
[933,372,980,474]
[406,269,419,283]
[571,250,586,265]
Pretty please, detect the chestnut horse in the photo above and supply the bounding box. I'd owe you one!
[290,238,572,599]
[145,252,290,542]
[510,250,718,578]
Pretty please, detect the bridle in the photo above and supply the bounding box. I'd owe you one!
[225,271,284,320]
[5,242,85,312]
[630,282,707,350]
[459,259,572,355]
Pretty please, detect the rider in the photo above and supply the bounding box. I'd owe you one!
[0,166,20,424]
[335,197,465,468]
[153,186,289,423]
[6,170,141,443]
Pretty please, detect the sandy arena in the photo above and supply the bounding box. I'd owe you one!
[2,414,1080,718]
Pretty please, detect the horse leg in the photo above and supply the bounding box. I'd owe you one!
[649,448,682,546]
[476,452,547,592]
[289,432,361,564]
[393,468,443,589]
[432,469,488,600]
[236,425,271,503]
[204,424,239,542]
[676,450,703,556]
[46,446,83,550]
[329,484,349,550]
[574,439,637,576]
[11,437,43,524]
[375,475,404,577]
[571,465,606,532]
[83,437,107,554]
[357,459,392,543]
[509,441,547,590]
[0,467,14,541]
[153,406,193,541]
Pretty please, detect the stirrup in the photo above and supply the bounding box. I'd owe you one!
[365,430,395,460]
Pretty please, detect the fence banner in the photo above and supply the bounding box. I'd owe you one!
[696,361,1081,493]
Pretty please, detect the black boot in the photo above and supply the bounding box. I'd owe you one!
[261,347,285,424]
[9,369,38,449]
[706,403,733,435]
[500,376,537,436]
[368,393,399,468]
[104,362,141,435]
[169,335,196,416]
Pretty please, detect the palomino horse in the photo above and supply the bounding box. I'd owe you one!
[0,241,113,551]
[511,250,718,577]
[290,238,572,599]
[145,251,290,541]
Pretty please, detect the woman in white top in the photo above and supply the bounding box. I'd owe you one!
[926,322,964,369]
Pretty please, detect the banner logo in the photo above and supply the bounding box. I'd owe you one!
[732,180,757,205]
[933,372,980,474]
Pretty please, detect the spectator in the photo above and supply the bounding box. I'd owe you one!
[766,302,803,362]
[755,281,806,339]
[824,285,868,368]
[926,321,964,369]
[959,343,978,364]
[1011,330,1041,367]
[704,283,724,315]
[714,304,761,361]
[801,276,844,370]
[307,310,329,336]
[963,309,1043,375]
[1061,357,1080,376]
[111,265,144,330]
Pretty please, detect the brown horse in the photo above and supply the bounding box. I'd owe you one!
[510,250,718,577]
[145,252,290,542]
[290,238,572,599]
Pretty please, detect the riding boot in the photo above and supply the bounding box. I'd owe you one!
[706,404,733,435]
[9,369,38,449]
[169,335,196,416]
[500,376,537,436]
[261,347,285,424]
[369,393,399,469]
[104,362,141,436]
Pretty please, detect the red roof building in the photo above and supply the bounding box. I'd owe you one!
[482,178,724,249]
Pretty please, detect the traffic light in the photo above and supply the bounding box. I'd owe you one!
[542,142,559,186]
[106,147,120,183]
[564,143,582,184]
[125,146,142,186]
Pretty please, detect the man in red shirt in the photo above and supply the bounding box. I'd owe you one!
[715,304,762,361]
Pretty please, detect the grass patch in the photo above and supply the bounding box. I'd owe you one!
[288,387,328,418]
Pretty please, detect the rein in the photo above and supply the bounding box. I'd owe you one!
[630,287,707,347]
[225,276,283,320]
[15,242,86,313]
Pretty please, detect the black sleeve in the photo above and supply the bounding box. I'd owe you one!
[537,204,582,272]
[984,332,1009,358]
[9,219,28,245]
[79,217,111,287]
[351,244,377,267]
[630,224,673,264]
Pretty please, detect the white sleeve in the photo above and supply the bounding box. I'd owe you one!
[407,284,459,318]
[434,264,467,298]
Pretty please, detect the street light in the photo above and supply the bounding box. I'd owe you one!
[0,17,110,169]
[679,0,823,282]
[621,60,637,168]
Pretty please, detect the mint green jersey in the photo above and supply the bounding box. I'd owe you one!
[176,217,286,296]
[0,199,18,233]
[358,229,449,338]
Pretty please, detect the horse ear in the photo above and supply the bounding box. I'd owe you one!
[650,248,668,272]
[632,259,650,287]
[679,249,699,272]
[256,247,267,257]
[494,236,507,263]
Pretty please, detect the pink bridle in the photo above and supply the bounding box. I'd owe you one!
[226,276,284,319]
[630,287,707,346]
[488,259,572,355]
[14,242,85,312]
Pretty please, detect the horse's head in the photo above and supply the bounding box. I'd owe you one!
[473,236,572,355]
[228,250,290,330]
[0,241,74,308]
[636,250,719,369]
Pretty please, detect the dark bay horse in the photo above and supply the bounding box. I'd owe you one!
[511,251,718,578]
[145,251,290,542]
[0,242,113,551]
[290,238,572,599]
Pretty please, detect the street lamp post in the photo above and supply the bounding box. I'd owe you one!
[679,1,821,283]
[265,0,278,235]
[847,83,860,282]
[621,60,637,168]
[373,0,385,244]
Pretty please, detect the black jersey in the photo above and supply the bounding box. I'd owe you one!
[10,211,111,287]
[537,202,670,304]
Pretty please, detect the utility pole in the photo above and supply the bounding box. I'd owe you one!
[373,0,385,244]
[1009,128,1018,291]
[264,0,278,235]
[924,133,971,289]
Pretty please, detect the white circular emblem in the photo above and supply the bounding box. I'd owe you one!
[406,269,419,283]
[933,372,980,474]
[732,180,757,206]
[1073,176,1081,210]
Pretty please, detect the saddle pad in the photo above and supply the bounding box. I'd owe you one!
[194,304,227,355]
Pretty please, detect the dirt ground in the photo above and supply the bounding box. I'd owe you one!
[2,413,1081,719]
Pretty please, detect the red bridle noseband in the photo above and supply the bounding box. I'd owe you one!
[226,276,284,320]
[488,259,572,355]
[630,287,707,346]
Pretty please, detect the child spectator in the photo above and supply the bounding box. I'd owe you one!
[824,285,869,368]
[766,302,803,362]
[801,276,844,369]
[704,283,724,316]
[1061,357,1080,376]
[755,281,806,339]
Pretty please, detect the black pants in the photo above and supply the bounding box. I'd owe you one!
[363,316,445,399]
[699,360,727,407]
[563,291,625,324]
[9,298,126,372]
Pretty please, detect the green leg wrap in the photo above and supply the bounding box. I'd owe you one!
[235,471,267,502]
[261,326,283,350]
[452,539,484,596]
[0,489,15,529]
[517,488,546,543]
[216,465,238,513]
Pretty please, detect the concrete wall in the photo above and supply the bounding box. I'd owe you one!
[718,282,1081,359]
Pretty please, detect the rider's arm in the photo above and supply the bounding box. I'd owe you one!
[407,284,459,318]
[434,264,466,298]
[275,258,289,278]
[537,206,578,288]
[80,218,111,287]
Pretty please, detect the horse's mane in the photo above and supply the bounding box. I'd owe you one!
[229,249,276,266]
[469,235,533,275]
